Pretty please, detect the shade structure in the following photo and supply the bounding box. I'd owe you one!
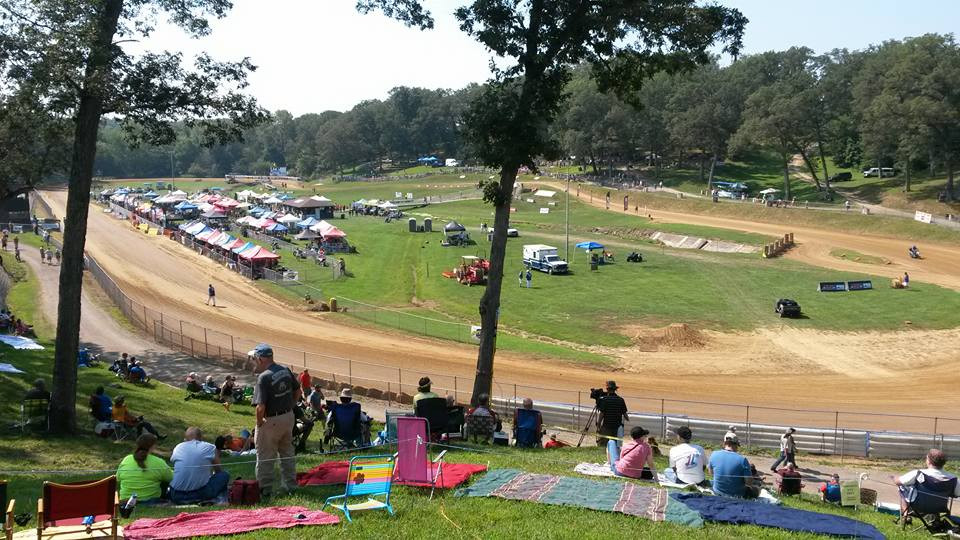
[225,238,247,250]
[258,218,278,230]
[265,222,288,233]
[444,221,466,232]
[294,229,320,240]
[215,234,237,248]
[297,216,319,228]
[216,198,240,208]
[195,229,218,242]
[236,215,257,225]
[185,223,210,236]
[178,220,199,231]
[237,245,280,261]
[320,227,345,239]
[378,201,398,210]
[231,241,256,254]
[202,209,227,219]
[174,201,198,211]
[277,213,301,224]
[575,241,604,250]
[171,190,187,197]
[263,196,283,204]
[758,188,780,195]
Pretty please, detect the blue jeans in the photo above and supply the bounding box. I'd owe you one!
[770,451,795,471]
[169,471,230,504]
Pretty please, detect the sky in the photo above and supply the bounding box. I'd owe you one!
[134,0,959,116]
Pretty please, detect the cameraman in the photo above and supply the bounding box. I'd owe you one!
[595,381,629,452]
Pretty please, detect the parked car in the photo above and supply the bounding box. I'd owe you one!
[489,228,519,237]
[862,167,896,178]
[828,172,853,182]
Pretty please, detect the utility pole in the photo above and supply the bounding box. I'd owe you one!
[565,176,570,262]
[170,150,175,189]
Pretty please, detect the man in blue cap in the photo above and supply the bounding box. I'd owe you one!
[250,343,301,497]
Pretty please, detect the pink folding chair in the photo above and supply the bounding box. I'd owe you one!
[395,417,446,498]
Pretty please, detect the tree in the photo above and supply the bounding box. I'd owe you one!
[365,0,746,405]
[0,0,267,433]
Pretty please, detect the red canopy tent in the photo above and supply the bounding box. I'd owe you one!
[237,245,280,264]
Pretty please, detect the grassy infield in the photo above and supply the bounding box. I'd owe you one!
[0,272,933,540]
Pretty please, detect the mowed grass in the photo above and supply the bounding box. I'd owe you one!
[236,199,960,350]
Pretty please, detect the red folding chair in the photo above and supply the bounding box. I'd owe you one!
[38,476,119,539]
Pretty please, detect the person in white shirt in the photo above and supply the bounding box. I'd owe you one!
[893,448,960,517]
[669,426,707,486]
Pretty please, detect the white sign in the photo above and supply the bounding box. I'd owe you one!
[914,210,933,224]
[534,189,556,197]
[525,198,535,203]
[406,192,413,199]
[539,208,550,214]
[282,270,299,282]
[395,192,403,198]
[470,325,482,342]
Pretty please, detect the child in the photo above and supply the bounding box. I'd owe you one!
[819,473,842,503]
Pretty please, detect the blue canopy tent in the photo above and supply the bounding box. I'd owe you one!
[265,223,288,233]
[174,201,198,211]
[231,241,255,254]
[143,190,159,198]
[297,216,319,229]
[574,241,605,263]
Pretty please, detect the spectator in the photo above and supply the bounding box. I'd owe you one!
[544,434,569,449]
[413,377,439,403]
[24,379,50,400]
[893,448,960,517]
[306,383,325,418]
[724,425,738,442]
[215,429,253,453]
[250,343,301,497]
[90,386,113,422]
[770,428,797,471]
[709,437,752,498]
[298,369,312,391]
[112,396,164,439]
[117,434,173,504]
[293,401,316,453]
[445,394,456,407]
[185,372,202,393]
[111,353,130,377]
[775,462,803,495]
[169,427,230,504]
[610,426,656,480]
[596,381,628,453]
[669,426,708,487]
[128,358,148,383]
[77,348,91,368]
[819,473,842,503]
[467,393,501,432]
[326,387,364,447]
[220,375,236,411]
[513,398,543,446]
[202,375,220,394]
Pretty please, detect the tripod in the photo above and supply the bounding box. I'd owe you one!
[576,406,600,447]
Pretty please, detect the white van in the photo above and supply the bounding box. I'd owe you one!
[863,167,895,178]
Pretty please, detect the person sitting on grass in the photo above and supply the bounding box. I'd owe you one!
[90,386,113,422]
[24,378,50,401]
[669,426,708,487]
[185,372,203,393]
[117,433,173,505]
[307,383,325,419]
[127,358,148,383]
[112,395,165,440]
[219,375,237,411]
[215,429,254,454]
[609,426,657,480]
[544,433,569,449]
[169,427,230,504]
[819,473,842,503]
[708,437,753,498]
[202,375,220,395]
[110,353,129,377]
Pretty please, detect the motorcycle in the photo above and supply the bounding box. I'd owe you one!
[908,246,922,259]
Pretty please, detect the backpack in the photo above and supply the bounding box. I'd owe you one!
[228,479,260,505]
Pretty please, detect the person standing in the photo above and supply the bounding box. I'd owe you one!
[298,369,312,391]
[770,427,797,471]
[903,272,910,288]
[250,343,301,497]
[518,270,524,288]
[38,246,45,264]
[525,269,532,289]
[207,284,216,306]
[12,235,18,251]
[596,380,629,452]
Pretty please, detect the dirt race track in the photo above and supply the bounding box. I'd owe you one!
[43,190,960,432]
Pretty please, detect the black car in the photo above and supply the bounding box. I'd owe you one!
[775,299,801,318]
[829,172,852,182]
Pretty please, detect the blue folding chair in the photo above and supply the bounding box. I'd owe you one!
[513,408,543,448]
[322,455,396,522]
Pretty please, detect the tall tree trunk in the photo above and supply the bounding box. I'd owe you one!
[698,155,705,183]
[590,153,598,175]
[817,140,831,193]
[781,152,791,201]
[797,149,822,190]
[904,160,911,192]
[50,0,124,435]
[471,164,518,405]
[947,156,955,202]
[706,153,717,191]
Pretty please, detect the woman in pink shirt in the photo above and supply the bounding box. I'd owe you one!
[610,426,656,480]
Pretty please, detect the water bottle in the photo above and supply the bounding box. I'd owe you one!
[120,493,138,518]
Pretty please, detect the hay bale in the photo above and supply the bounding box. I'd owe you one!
[366,388,383,400]
[352,385,368,397]
[382,391,398,403]
[397,392,414,405]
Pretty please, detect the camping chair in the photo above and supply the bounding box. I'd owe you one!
[2,480,10,540]
[414,397,449,441]
[898,473,959,535]
[384,411,414,443]
[327,402,363,449]
[38,476,119,540]
[445,406,465,440]
[322,455,396,523]
[395,417,446,499]
[774,470,804,496]
[513,408,543,448]
[465,413,497,444]
[18,398,49,435]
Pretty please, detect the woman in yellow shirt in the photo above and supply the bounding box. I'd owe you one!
[112,395,164,439]
[116,434,173,503]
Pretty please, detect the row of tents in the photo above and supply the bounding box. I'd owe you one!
[179,221,280,263]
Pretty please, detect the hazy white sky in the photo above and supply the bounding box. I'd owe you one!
[134,0,959,115]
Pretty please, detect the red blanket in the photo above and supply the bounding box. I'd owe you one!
[297,461,487,488]
[123,506,339,540]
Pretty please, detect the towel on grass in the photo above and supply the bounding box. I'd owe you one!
[672,493,885,540]
[297,461,487,488]
[458,468,703,528]
[123,506,339,540]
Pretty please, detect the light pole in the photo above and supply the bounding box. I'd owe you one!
[565,175,570,262]
[170,150,175,189]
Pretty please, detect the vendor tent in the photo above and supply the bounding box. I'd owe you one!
[195,229,218,242]
[758,188,780,195]
[575,241,604,250]
[183,222,209,236]
[231,241,255,254]
[294,229,320,240]
[378,201,398,210]
[237,245,280,262]
[202,209,228,219]
[263,196,283,205]
[444,221,466,232]
[225,238,247,251]
[320,226,345,239]
[265,223,288,233]
[277,214,301,224]
[215,234,237,248]
[174,201,198,211]
[297,216,319,228]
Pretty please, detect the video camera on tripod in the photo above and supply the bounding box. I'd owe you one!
[577,387,609,446]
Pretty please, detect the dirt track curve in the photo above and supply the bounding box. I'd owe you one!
[42,190,960,431]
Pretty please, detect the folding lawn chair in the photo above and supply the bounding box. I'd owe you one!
[322,455,396,522]
[327,402,363,449]
[17,398,49,435]
[384,410,414,443]
[898,473,959,535]
[2,480,10,540]
[395,417,447,499]
[414,397,449,441]
[774,470,803,496]
[465,414,497,444]
[445,406,465,440]
[513,408,543,448]
[37,475,120,540]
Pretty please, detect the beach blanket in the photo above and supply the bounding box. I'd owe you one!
[297,461,487,489]
[672,493,885,540]
[0,336,44,350]
[0,362,25,373]
[123,506,339,540]
[457,468,703,528]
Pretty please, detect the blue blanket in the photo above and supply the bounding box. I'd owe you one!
[672,493,885,540]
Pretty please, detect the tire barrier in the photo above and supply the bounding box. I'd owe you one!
[762,233,794,258]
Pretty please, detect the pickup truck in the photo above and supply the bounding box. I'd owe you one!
[522,244,568,274]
